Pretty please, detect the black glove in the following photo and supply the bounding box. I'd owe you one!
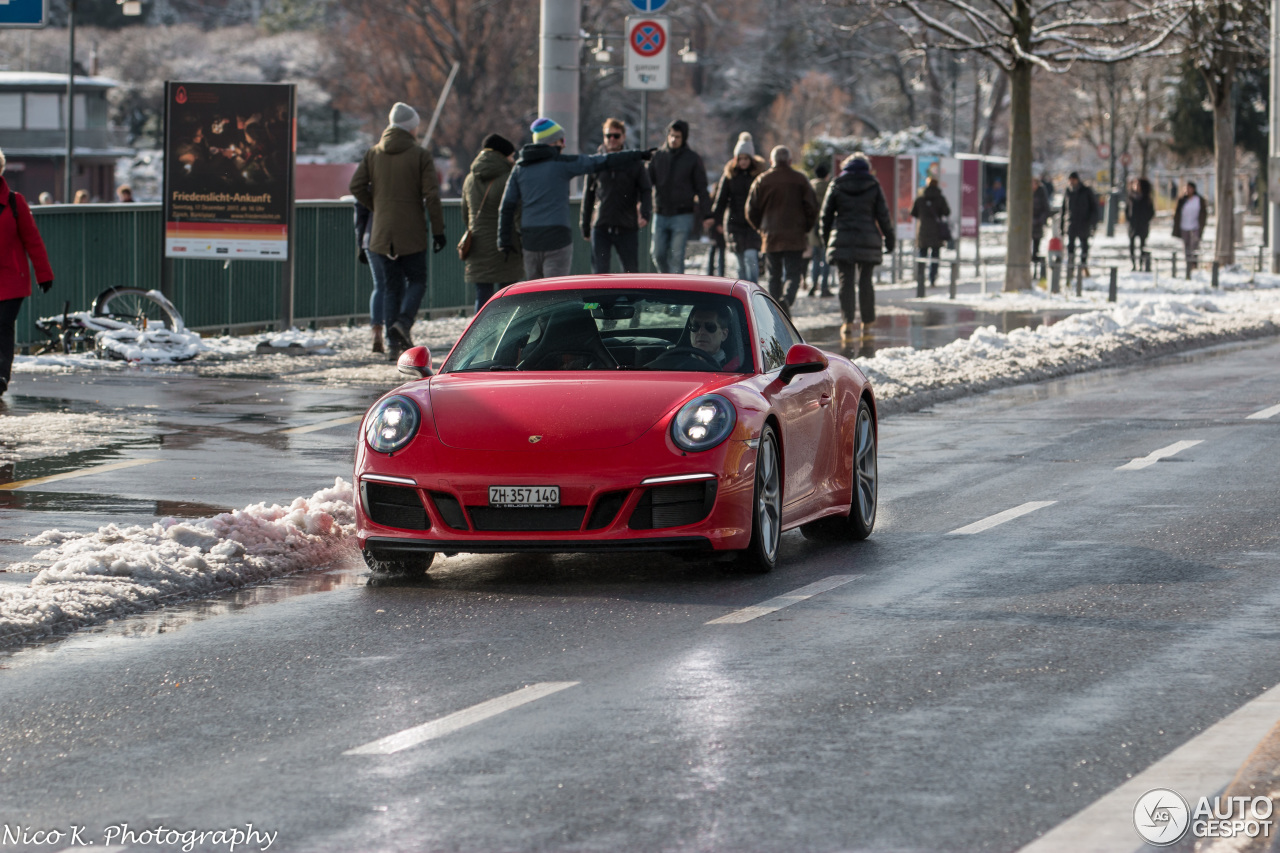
[357,248,368,265]
[641,147,658,161]
[432,233,447,253]
[38,280,52,294]
[499,244,515,262]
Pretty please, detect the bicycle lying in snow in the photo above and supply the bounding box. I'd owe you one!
[33,287,199,362]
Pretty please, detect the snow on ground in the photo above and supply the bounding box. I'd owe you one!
[0,479,356,643]
[0,412,152,465]
[4,250,1280,644]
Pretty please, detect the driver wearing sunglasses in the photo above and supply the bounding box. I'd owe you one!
[687,305,732,367]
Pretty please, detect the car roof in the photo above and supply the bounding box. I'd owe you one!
[500,274,757,298]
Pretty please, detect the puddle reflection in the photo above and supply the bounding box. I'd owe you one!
[0,490,232,518]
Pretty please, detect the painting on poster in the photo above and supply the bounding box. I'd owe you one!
[163,81,295,260]
[960,159,981,238]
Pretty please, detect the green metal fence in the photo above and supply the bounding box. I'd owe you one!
[18,200,657,347]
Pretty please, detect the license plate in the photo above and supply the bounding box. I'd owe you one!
[489,485,560,507]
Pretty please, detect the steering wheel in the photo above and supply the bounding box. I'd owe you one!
[645,345,721,371]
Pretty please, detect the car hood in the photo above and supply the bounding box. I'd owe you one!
[428,374,721,451]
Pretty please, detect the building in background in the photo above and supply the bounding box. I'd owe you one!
[0,71,133,202]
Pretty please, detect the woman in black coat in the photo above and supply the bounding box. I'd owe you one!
[821,154,894,340]
[1125,177,1155,271]
[910,177,950,287]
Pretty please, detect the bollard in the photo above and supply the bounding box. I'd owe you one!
[1075,265,1083,297]
[1050,260,1061,295]
[1171,251,1178,279]
[1142,250,1152,273]
[949,259,957,299]
[1108,267,1118,302]
[916,254,926,298]
[1065,257,1074,292]
[1212,260,1219,289]
[1259,245,1265,273]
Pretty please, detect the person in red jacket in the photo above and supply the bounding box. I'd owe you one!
[0,149,54,396]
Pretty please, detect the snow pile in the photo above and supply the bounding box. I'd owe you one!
[0,413,149,465]
[863,293,1280,414]
[810,126,952,157]
[0,478,358,642]
[94,326,204,363]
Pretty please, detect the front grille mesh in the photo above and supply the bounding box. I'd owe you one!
[628,481,717,530]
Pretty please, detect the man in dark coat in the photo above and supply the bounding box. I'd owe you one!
[910,176,951,287]
[746,145,819,309]
[647,119,714,274]
[711,132,765,283]
[349,102,447,359]
[822,153,894,340]
[1125,177,1155,271]
[462,134,522,312]
[1059,171,1099,274]
[1031,177,1051,274]
[582,117,651,274]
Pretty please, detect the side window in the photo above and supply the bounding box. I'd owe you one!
[752,293,803,372]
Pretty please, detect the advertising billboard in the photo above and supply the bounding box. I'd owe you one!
[895,155,915,240]
[163,81,295,260]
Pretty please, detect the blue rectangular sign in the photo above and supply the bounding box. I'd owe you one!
[0,0,47,28]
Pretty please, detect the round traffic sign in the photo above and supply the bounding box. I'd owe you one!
[1097,143,1111,160]
[629,0,668,11]
[631,20,666,57]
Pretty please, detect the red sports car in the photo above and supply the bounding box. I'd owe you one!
[354,275,877,574]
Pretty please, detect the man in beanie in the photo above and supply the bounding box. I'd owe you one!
[499,117,652,280]
[648,119,714,274]
[581,117,651,273]
[461,133,522,312]
[711,132,766,283]
[746,145,819,309]
[350,101,447,359]
[1059,171,1100,276]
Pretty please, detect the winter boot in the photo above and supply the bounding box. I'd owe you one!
[371,325,385,354]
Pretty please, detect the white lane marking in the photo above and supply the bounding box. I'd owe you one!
[1246,403,1280,420]
[0,458,161,491]
[706,575,860,625]
[343,682,579,755]
[948,501,1056,535]
[1116,439,1204,471]
[1016,681,1280,852]
[280,415,363,435]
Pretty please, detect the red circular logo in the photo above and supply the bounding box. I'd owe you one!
[175,86,187,104]
[630,20,666,57]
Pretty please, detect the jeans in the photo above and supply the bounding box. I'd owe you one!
[1129,233,1148,269]
[1066,233,1090,267]
[765,250,805,307]
[835,261,876,324]
[706,242,725,277]
[915,245,941,286]
[591,226,640,274]
[734,249,759,283]
[367,254,386,327]
[369,250,427,333]
[1181,229,1200,270]
[524,243,574,280]
[809,252,830,293]
[0,296,22,387]
[473,283,506,314]
[651,213,693,274]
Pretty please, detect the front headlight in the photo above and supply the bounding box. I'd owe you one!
[671,394,737,452]
[365,395,421,454]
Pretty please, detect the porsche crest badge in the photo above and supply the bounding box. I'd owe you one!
[528,435,543,443]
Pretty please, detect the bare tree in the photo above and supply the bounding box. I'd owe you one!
[883,0,1184,290]
[1175,0,1267,265]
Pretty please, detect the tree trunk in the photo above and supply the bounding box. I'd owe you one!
[1211,80,1236,265]
[1004,58,1033,291]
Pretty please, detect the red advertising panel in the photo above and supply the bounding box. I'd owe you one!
[163,81,296,260]
[868,155,895,203]
[895,155,915,240]
[960,158,981,238]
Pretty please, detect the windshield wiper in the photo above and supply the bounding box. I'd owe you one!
[452,364,520,372]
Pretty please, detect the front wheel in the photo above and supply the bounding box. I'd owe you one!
[92,287,184,331]
[731,425,782,573]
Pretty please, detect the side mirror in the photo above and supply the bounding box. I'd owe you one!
[778,343,828,384]
[396,346,433,380]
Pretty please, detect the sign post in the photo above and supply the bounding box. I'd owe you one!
[624,15,669,151]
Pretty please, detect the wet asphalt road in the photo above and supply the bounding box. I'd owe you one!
[1,336,1279,852]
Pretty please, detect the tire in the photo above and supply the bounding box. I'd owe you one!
[92,287,183,331]
[802,397,877,541]
[361,548,436,577]
[731,425,782,573]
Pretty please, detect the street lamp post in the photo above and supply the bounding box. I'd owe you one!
[67,0,141,201]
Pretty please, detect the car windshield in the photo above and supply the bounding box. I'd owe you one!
[442,289,754,374]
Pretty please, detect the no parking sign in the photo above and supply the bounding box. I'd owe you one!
[625,16,669,90]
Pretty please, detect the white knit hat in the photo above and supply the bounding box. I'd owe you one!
[733,132,755,157]
[389,102,420,132]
